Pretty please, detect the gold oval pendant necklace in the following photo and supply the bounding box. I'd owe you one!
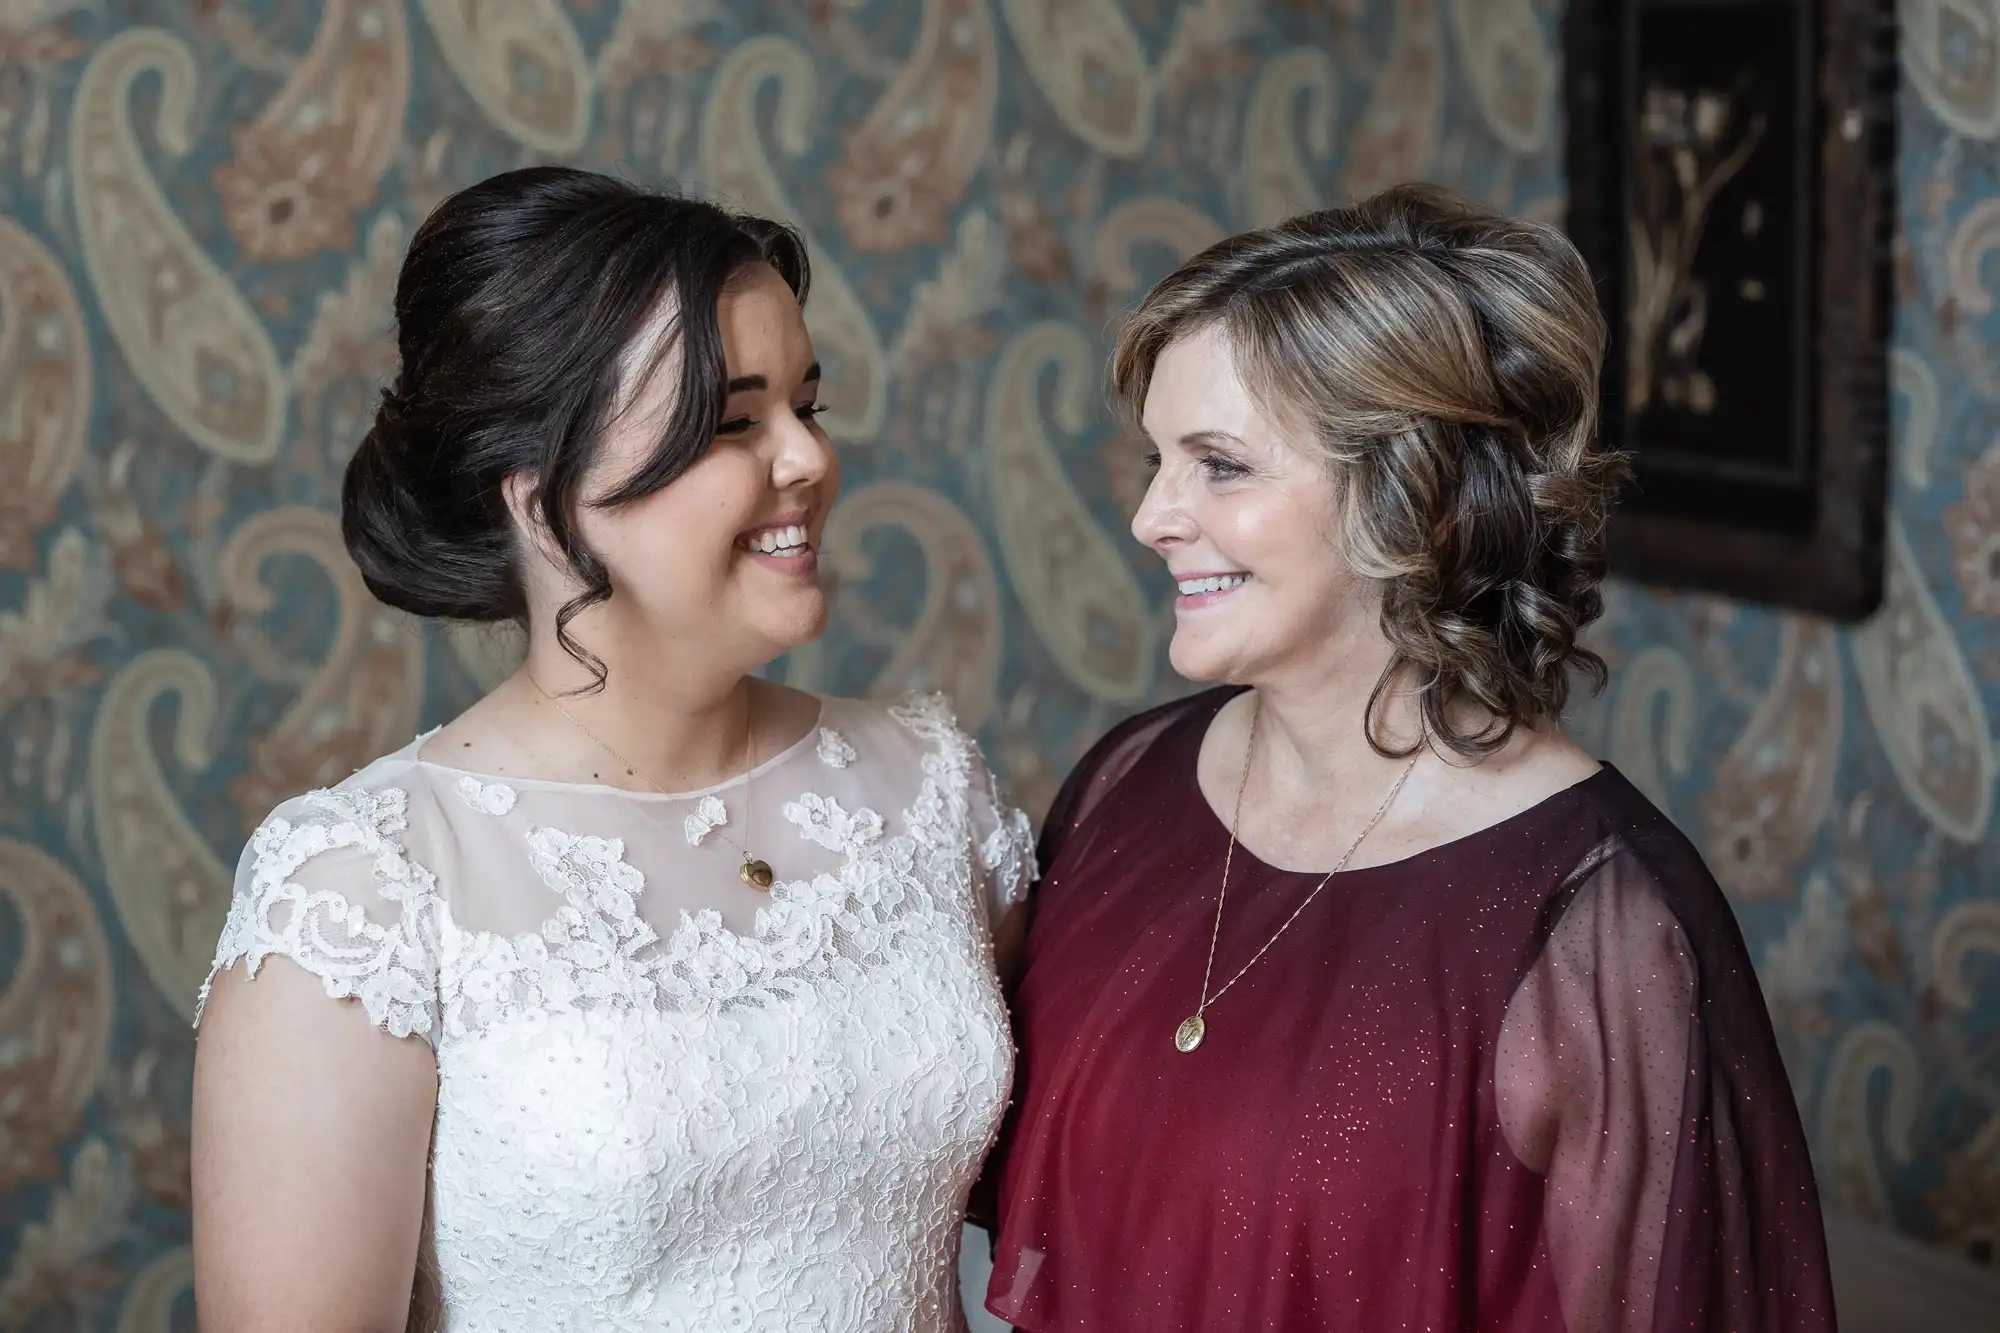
[531,675,777,891]
[1177,695,1418,1054]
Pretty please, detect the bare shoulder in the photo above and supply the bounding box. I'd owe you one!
[420,677,534,775]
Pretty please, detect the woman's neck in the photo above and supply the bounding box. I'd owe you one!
[508,635,761,793]
[1240,630,1423,799]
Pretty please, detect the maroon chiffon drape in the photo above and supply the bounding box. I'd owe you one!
[986,688,1835,1333]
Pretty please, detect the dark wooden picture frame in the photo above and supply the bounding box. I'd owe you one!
[1563,0,1899,619]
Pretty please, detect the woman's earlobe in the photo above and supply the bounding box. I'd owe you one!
[500,470,535,531]
[500,470,566,576]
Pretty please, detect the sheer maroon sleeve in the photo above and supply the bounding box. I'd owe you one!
[1498,836,1836,1333]
[1032,698,1200,886]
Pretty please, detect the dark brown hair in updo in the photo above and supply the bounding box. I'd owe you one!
[1110,183,1627,760]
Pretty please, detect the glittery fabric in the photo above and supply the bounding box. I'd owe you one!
[986,688,1836,1333]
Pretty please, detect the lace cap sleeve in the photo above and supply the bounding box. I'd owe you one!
[885,691,1036,923]
[967,742,1036,921]
[198,785,442,1046]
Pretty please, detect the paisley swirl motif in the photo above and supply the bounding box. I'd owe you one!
[1155,0,1257,97]
[1700,619,1842,900]
[291,210,404,453]
[1851,520,1995,843]
[888,208,1005,375]
[997,0,1154,158]
[1902,0,2000,139]
[828,0,997,252]
[0,526,115,719]
[1093,197,1225,296]
[0,839,113,1192]
[698,37,887,441]
[88,648,229,1020]
[212,0,411,262]
[986,321,1156,702]
[596,0,716,96]
[1931,900,2000,1010]
[1892,348,1941,491]
[1243,48,1338,229]
[1343,0,1443,201]
[420,0,592,154]
[94,440,185,612]
[0,1137,132,1327]
[1608,644,1696,815]
[1944,195,2000,396]
[1447,0,1554,154]
[115,1246,195,1333]
[1819,1020,1923,1223]
[217,508,425,829]
[817,482,1002,728]
[71,28,288,463]
[1945,197,2000,316]
[1942,197,2000,397]
[0,217,90,568]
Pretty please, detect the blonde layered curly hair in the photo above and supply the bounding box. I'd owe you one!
[1111,184,1627,759]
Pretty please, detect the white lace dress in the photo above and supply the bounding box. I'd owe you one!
[199,693,1036,1333]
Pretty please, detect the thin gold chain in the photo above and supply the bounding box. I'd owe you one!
[1192,694,1420,1019]
[527,673,760,864]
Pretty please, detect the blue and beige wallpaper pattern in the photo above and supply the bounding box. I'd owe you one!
[0,0,1993,1325]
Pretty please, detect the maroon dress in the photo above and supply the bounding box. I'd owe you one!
[986,688,1835,1333]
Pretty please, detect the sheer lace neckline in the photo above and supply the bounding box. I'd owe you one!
[411,695,830,803]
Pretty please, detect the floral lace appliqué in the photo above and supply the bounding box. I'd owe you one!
[816,727,857,769]
[981,804,1037,908]
[683,794,728,847]
[783,791,885,853]
[528,827,647,920]
[456,776,518,816]
[198,786,442,1042]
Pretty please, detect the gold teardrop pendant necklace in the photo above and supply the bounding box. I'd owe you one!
[1175,695,1419,1054]
[529,674,777,891]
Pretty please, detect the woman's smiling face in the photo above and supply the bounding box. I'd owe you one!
[567,261,841,666]
[1130,323,1367,686]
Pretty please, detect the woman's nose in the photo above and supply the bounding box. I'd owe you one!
[1131,472,1194,550]
[771,413,833,490]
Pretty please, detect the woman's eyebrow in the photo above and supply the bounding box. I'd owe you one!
[725,361,822,395]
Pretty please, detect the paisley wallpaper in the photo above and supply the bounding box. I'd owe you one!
[0,0,1992,1326]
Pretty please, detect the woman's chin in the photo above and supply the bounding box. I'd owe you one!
[697,593,830,672]
[761,593,831,653]
[1166,633,1234,685]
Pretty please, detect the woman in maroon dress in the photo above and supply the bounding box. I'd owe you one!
[985,186,1835,1332]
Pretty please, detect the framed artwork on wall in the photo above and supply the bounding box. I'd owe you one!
[1563,0,1898,619]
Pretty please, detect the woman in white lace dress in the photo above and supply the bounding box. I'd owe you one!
[190,168,1035,1332]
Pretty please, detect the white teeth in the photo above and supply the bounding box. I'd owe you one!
[1176,573,1248,596]
[751,524,810,555]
